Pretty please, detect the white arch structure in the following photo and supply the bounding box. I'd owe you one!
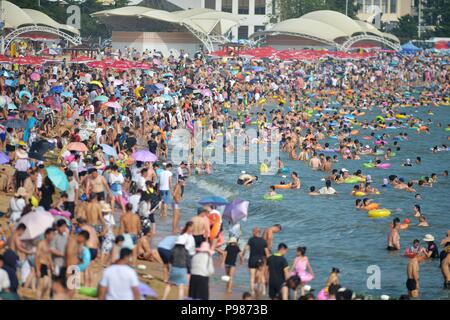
[251,10,401,52]
[3,26,82,53]
[0,1,80,54]
[91,6,243,53]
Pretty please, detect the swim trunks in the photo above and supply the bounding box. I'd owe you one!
[40,264,49,278]
[88,248,98,261]
[406,278,417,291]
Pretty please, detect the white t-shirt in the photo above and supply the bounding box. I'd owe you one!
[128,194,141,213]
[0,269,10,292]
[178,233,196,256]
[158,170,172,191]
[95,128,103,145]
[67,180,79,202]
[68,161,79,173]
[99,264,139,300]
[319,187,337,195]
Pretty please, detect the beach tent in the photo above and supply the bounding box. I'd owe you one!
[400,42,421,54]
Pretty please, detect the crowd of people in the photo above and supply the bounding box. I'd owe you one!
[0,45,448,300]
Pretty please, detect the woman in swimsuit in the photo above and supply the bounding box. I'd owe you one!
[290,247,315,297]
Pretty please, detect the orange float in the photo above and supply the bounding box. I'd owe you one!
[209,211,222,241]
[351,130,359,136]
[274,184,291,189]
[363,203,380,211]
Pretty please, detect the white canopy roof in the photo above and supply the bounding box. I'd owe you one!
[2,1,79,35]
[257,10,400,50]
[92,6,242,36]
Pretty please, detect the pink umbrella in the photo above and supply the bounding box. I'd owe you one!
[30,72,41,81]
[43,95,61,111]
[19,207,55,240]
[21,104,38,112]
[105,101,121,109]
[200,89,212,97]
[132,150,158,162]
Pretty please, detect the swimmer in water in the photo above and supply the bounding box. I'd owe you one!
[309,186,320,196]
[443,170,448,177]
[418,215,429,227]
[413,205,422,218]
[267,186,278,197]
[416,157,421,165]
[237,171,258,186]
[415,193,422,200]
[402,159,413,167]
[290,172,301,189]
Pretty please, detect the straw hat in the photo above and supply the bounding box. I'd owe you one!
[15,149,28,159]
[15,187,27,197]
[101,202,112,213]
[228,237,238,244]
[423,234,435,242]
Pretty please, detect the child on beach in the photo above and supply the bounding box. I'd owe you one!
[254,260,266,297]
[222,237,241,293]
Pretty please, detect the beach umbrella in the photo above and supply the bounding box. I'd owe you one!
[180,88,194,95]
[1,119,26,129]
[163,73,173,78]
[67,142,88,152]
[19,207,55,240]
[61,91,73,98]
[89,80,103,88]
[50,85,64,94]
[30,140,55,154]
[43,95,61,111]
[46,166,69,191]
[198,196,230,206]
[133,62,152,70]
[138,282,157,299]
[86,61,107,70]
[21,104,38,112]
[162,93,172,102]
[94,95,108,103]
[223,199,249,224]
[132,150,157,162]
[5,79,17,87]
[19,90,32,101]
[105,101,120,109]
[200,89,212,97]
[100,144,118,158]
[30,72,41,81]
[0,152,10,165]
[28,152,45,161]
[70,55,95,64]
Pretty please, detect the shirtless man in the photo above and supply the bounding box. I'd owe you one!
[119,203,141,245]
[86,169,111,202]
[36,228,55,300]
[172,177,184,234]
[387,218,401,251]
[85,194,105,235]
[237,172,258,186]
[65,230,90,298]
[406,255,420,298]
[191,207,210,248]
[290,172,301,189]
[136,228,163,264]
[262,224,282,253]
[8,223,34,288]
[322,156,333,172]
[309,153,322,171]
[75,198,88,220]
[77,218,99,287]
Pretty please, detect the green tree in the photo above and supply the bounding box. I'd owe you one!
[391,15,419,43]
[423,0,450,37]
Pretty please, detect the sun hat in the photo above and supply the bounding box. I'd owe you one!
[15,187,27,197]
[196,241,214,254]
[228,237,238,244]
[341,168,349,172]
[101,202,112,213]
[423,234,435,242]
